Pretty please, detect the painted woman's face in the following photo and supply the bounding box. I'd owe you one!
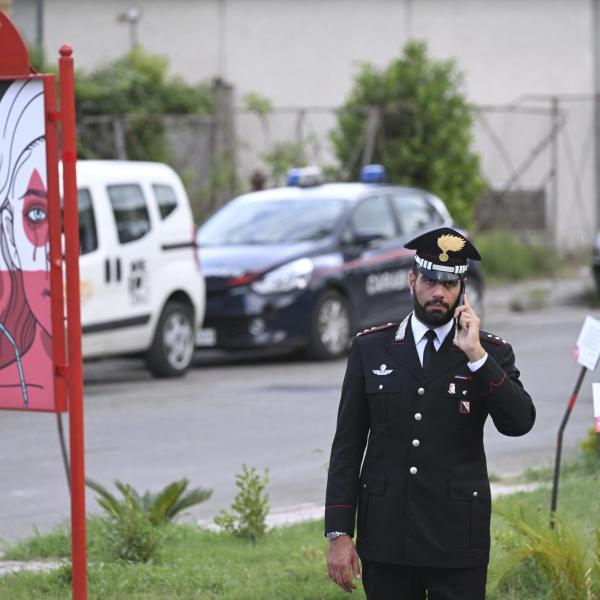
[6,146,51,335]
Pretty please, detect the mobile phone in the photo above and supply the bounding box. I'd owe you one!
[455,281,465,331]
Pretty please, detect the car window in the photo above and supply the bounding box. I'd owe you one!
[391,192,441,235]
[351,196,396,239]
[78,188,98,255]
[198,197,347,245]
[107,184,151,244]
[152,183,178,220]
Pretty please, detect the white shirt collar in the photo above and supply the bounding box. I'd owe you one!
[411,314,454,346]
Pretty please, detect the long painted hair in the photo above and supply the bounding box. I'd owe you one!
[0,79,46,368]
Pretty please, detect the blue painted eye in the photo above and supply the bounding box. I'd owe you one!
[27,208,47,222]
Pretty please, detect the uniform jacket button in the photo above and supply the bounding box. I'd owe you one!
[412,439,420,447]
[414,413,422,421]
[409,467,418,475]
[417,387,425,396]
[379,384,383,390]
[473,491,478,497]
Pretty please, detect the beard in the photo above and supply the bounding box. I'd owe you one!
[413,293,459,328]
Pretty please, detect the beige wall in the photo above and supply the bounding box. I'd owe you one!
[11,0,597,249]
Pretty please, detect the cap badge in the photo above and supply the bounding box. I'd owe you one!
[437,234,466,262]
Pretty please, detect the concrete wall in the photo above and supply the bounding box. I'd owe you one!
[11,0,598,250]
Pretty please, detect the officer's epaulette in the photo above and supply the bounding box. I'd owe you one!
[356,323,397,337]
[480,330,508,346]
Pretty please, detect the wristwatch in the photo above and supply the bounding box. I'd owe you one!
[326,531,349,541]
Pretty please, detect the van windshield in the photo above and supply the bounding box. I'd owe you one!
[198,197,347,245]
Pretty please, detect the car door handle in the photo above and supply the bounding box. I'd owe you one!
[105,258,111,283]
[115,257,122,282]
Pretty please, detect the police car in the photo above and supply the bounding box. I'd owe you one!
[196,165,483,359]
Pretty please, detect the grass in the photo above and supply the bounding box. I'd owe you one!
[2,437,599,599]
[0,519,361,600]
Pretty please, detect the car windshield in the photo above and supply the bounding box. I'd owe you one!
[198,197,347,245]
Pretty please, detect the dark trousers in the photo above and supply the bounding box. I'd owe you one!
[362,560,488,600]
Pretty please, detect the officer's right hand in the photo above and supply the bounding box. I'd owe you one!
[327,535,361,593]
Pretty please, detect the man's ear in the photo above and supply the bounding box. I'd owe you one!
[408,271,415,294]
[1,208,21,269]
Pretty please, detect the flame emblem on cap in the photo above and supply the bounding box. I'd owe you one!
[437,234,465,262]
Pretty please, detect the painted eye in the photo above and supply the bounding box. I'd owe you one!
[27,208,47,223]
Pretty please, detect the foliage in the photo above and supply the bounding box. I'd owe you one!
[75,48,214,161]
[85,478,211,563]
[243,92,273,119]
[214,465,270,543]
[86,478,212,526]
[262,141,306,186]
[475,229,556,281]
[492,506,593,600]
[331,40,485,227]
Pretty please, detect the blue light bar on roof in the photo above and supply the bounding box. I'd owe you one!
[361,164,386,183]
[287,166,324,187]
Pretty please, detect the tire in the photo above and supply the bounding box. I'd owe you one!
[145,301,195,378]
[305,290,352,360]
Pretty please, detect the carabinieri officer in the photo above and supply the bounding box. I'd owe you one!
[325,227,535,600]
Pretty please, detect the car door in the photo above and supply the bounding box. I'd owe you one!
[79,183,126,357]
[341,194,408,327]
[104,182,157,350]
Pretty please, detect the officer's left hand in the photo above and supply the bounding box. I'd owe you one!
[453,293,486,363]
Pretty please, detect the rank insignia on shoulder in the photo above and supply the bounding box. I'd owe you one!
[480,331,507,346]
[356,323,397,337]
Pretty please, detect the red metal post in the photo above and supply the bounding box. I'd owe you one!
[59,44,87,599]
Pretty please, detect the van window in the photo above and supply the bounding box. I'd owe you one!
[153,184,178,219]
[107,184,151,244]
[78,188,98,255]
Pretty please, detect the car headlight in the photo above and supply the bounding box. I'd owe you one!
[250,258,314,294]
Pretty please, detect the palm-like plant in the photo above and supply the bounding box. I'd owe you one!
[492,505,595,600]
[86,478,212,526]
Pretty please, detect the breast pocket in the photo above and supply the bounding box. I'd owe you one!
[365,377,403,425]
[441,377,482,430]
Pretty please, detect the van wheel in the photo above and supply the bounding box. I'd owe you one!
[146,302,195,378]
[305,291,351,360]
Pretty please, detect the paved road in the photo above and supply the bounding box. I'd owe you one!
[0,303,597,544]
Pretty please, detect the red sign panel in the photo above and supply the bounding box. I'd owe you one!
[0,76,66,412]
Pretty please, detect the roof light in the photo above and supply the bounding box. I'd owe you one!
[287,166,323,187]
[361,164,386,183]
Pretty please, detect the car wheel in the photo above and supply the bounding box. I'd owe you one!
[306,291,352,360]
[465,277,484,323]
[146,302,195,378]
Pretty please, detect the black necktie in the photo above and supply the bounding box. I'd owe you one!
[423,330,437,370]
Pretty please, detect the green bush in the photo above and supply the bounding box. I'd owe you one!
[214,465,270,543]
[331,40,485,227]
[75,47,214,161]
[475,230,556,280]
[85,478,212,563]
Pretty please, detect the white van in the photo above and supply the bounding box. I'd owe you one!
[75,160,205,377]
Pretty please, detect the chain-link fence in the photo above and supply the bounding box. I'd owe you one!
[78,95,598,252]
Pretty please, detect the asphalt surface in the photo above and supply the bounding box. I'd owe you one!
[0,266,598,545]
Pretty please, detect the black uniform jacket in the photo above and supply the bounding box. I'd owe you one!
[324,316,535,568]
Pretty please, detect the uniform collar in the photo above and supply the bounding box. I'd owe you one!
[410,314,454,346]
